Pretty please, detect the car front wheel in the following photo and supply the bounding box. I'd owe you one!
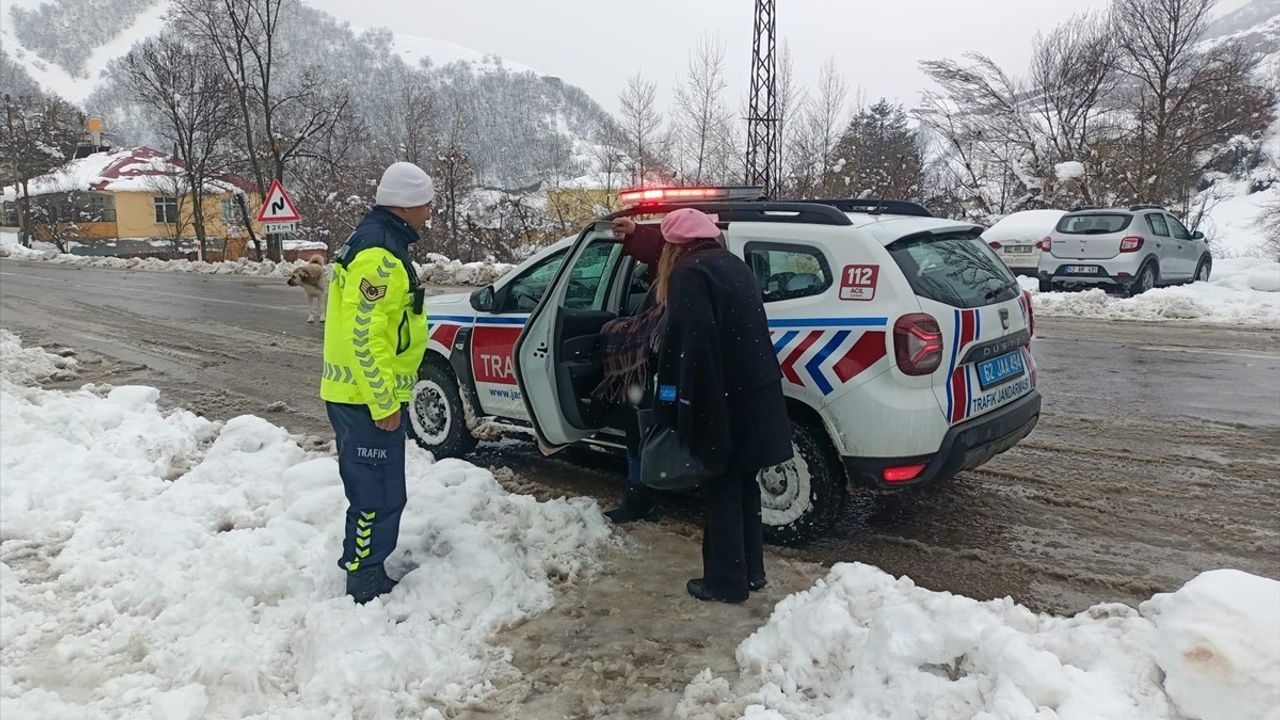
[407,359,478,458]
[1194,256,1212,283]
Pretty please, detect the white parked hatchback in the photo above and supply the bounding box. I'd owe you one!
[412,188,1042,542]
[1037,206,1212,295]
[982,209,1066,276]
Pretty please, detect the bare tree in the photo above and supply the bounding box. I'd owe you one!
[789,58,850,197]
[1111,0,1273,205]
[174,0,350,260]
[370,66,439,168]
[673,33,732,185]
[0,92,83,246]
[119,37,237,260]
[618,73,666,185]
[774,43,801,195]
[1027,11,1120,206]
[591,119,628,211]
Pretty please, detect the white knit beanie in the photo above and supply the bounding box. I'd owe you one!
[375,162,435,207]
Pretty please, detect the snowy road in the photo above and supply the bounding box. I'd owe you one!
[2,257,1278,617]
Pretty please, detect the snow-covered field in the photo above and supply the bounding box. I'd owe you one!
[0,330,610,718]
[0,242,515,288]
[677,563,1280,720]
[1023,257,1280,327]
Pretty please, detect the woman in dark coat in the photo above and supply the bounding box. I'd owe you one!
[650,208,793,603]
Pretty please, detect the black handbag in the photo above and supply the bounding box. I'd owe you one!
[636,409,711,490]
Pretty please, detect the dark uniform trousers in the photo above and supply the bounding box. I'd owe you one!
[326,402,407,572]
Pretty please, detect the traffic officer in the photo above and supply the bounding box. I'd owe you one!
[321,162,433,604]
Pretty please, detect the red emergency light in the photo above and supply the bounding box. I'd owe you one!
[617,186,763,207]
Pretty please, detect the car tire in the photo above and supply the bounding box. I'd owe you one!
[1127,261,1158,297]
[758,417,845,545]
[407,359,478,458]
[1194,255,1212,283]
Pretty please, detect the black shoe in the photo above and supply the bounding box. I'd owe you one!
[749,577,767,592]
[604,486,660,524]
[686,578,747,604]
[346,564,399,604]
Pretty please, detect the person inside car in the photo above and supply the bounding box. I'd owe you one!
[594,217,666,523]
[650,208,792,603]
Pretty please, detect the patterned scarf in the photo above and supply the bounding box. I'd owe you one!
[594,290,666,405]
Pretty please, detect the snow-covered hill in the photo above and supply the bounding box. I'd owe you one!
[1,0,545,105]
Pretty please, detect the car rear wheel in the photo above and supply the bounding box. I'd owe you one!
[758,417,845,545]
[407,359,478,458]
[1194,256,1212,283]
[1127,261,1158,297]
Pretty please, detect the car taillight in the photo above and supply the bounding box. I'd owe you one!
[1036,236,1052,252]
[1024,289,1035,337]
[894,314,943,376]
[988,241,1002,250]
[1120,236,1144,252]
[883,464,926,483]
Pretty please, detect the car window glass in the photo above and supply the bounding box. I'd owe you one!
[1056,214,1132,234]
[1166,215,1191,240]
[502,250,567,313]
[744,243,833,302]
[564,241,624,311]
[1145,213,1170,237]
[887,231,1019,309]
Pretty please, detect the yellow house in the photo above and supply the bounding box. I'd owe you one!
[1,147,265,259]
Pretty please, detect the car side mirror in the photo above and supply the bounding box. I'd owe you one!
[1191,230,1204,240]
[470,285,496,312]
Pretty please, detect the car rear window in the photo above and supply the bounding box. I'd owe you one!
[887,231,1020,309]
[1055,213,1133,234]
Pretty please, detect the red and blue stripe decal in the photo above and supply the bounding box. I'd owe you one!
[945,308,980,423]
[772,317,890,396]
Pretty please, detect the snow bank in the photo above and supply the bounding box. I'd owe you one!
[0,329,78,384]
[1202,182,1280,258]
[0,244,514,287]
[677,563,1280,720]
[0,335,611,718]
[1024,257,1280,327]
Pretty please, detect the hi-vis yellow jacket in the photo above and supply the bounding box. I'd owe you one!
[320,211,428,420]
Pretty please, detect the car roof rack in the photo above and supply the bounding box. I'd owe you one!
[788,198,933,217]
[1128,204,1165,212]
[606,201,852,226]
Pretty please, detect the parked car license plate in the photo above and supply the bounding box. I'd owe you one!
[976,350,1026,390]
[1005,245,1033,254]
[1063,265,1100,274]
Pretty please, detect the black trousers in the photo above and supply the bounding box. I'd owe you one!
[700,462,765,597]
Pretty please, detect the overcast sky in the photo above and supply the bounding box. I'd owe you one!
[305,0,1253,116]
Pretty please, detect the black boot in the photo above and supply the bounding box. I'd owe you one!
[604,485,660,524]
[686,578,747,604]
[346,564,399,604]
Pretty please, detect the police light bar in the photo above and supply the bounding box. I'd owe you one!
[617,186,763,206]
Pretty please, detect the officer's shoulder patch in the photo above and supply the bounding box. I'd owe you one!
[360,277,388,302]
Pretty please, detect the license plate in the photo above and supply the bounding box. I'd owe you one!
[1005,246,1033,254]
[976,350,1026,391]
[1063,265,1099,274]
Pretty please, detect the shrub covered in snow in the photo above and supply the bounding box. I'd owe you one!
[677,562,1280,720]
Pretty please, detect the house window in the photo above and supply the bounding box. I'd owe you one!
[154,196,179,224]
[83,193,116,222]
[221,198,240,225]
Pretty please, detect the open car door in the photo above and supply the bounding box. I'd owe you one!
[513,221,630,452]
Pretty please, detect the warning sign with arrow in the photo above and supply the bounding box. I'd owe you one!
[256,179,301,224]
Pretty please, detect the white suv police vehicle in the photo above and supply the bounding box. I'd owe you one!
[410,188,1042,543]
[1037,205,1212,295]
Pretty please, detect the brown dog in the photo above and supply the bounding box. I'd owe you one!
[287,255,329,323]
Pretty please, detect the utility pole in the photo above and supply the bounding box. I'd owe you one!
[745,0,778,197]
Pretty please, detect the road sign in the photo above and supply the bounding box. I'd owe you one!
[265,222,298,234]
[256,179,301,224]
